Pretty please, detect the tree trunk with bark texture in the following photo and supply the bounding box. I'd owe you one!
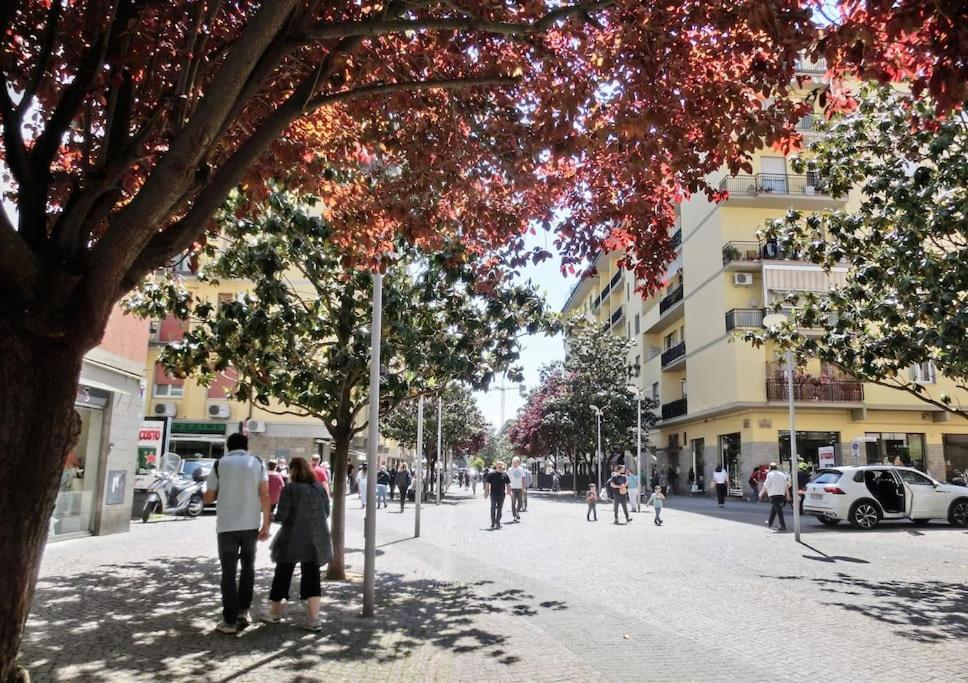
[325,434,350,581]
[0,325,86,683]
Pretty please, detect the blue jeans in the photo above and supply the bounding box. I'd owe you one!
[217,529,258,624]
[654,507,663,523]
[376,484,388,507]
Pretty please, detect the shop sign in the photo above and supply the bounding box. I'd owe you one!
[818,446,836,469]
[171,421,227,435]
[137,420,165,469]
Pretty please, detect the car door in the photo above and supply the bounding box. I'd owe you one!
[896,468,944,518]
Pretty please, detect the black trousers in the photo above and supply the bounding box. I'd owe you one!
[587,502,597,521]
[217,529,258,624]
[715,483,728,505]
[510,489,524,518]
[269,561,321,601]
[768,495,787,529]
[613,494,629,521]
[490,494,505,527]
[398,487,408,510]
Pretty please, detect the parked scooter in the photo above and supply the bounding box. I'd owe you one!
[141,453,206,522]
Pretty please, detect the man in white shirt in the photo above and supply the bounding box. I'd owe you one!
[507,457,527,522]
[759,462,789,531]
[204,433,271,633]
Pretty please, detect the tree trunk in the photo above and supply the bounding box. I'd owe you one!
[325,435,350,580]
[0,325,86,683]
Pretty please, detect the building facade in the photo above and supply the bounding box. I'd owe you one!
[53,305,149,540]
[562,126,968,496]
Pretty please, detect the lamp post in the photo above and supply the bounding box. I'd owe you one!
[362,270,383,618]
[590,404,603,493]
[763,313,801,542]
[436,394,443,505]
[415,395,424,538]
[627,385,643,512]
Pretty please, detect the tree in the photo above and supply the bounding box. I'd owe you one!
[0,2,960,676]
[382,384,491,478]
[127,191,550,579]
[745,86,968,418]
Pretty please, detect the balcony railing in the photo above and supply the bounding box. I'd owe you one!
[670,229,682,250]
[661,398,688,420]
[609,270,621,292]
[609,306,624,328]
[661,341,686,367]
[725,308,765,331]
[765,363,863,402]
[797,114,822,132]
[659,283,684,314]
[795,56,828,74]
[718,173,829,196]
[722,241,763,266]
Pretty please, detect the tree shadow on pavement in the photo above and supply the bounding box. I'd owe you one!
[22,557,568,682]
[767,571,968,643]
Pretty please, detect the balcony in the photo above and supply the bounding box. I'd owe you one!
[718,173,845,209]
[765,363,864,403]
[725,308,765,331]
[795,56,828,75]
[661,341,686,369]
[722,241,764,271]
[609,305,625,330]
[661,398,688,420]
[659,283,684,315]
[670,229,682,250]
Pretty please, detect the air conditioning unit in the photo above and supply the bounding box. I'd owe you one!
[733,273,754,286]
[153,402,177,417]
[207,402,230,419]
[245,419,266,433]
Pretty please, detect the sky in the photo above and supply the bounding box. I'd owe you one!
[474,231,577,432]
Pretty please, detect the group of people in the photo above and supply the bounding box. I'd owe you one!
[363,462,414,511]
[482,457,535,528]
[584,464,666,526]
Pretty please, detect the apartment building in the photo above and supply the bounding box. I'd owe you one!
[562,82,968,495]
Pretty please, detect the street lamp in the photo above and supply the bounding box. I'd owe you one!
[590,404,604,493]
[362,270,383,618]
[763,312,801,542]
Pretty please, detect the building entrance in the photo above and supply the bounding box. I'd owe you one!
[943,434,968,484]
[779,431,841,472]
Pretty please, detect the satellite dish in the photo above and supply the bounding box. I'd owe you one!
[762,313,789,329]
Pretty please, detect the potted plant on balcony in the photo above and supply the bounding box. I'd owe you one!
[722,244,741,265]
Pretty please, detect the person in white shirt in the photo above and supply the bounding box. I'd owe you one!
[507,457,527,522]
[759,462,789,531]
[712,465,729,507]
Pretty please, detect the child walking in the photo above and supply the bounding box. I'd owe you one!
[646,485,666,526]
[586,484,599,522]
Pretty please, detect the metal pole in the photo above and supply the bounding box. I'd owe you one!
[787,348,801,541]
[636,393,642,512]
[597,412,602,493]
[415,395,423,538]
[436,395,443,505]
[362,271,382,618]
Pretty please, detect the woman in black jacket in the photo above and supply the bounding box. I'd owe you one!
[262,457,332,631]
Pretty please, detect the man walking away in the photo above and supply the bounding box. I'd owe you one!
[266,460,285,514]
[395,463,412,512]
[310,454,331,496]
[507,457,526,522]
[470,469,478,496]
[484,461,511,529]
[609,464,633,525]
[760,462,789,532]
[376,465,391,508]
[522,467,532,511]
[204,433,270,634]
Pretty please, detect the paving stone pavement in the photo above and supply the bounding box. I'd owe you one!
[21,488,968,682]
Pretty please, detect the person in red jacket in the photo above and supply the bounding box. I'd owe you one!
[266,460,286,513]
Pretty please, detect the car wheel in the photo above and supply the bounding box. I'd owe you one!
[848,500,881,529]
[816,516,840,527]
[911,518,932,526]
[948,498,968,528]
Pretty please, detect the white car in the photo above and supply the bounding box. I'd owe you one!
[803,465,968,529]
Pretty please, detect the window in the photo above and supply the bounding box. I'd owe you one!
[170,252,196,275]
[153,383,184,398]
[627,283,630,300]
[634,314,640,335]
[217,292,235,310]
[663,330,679,349]
[651,383,659,401]
[897,470,935,486]
[681,378,688,398]
[908,361,936,384]
[812,472,843,484]
[635,354,641,369]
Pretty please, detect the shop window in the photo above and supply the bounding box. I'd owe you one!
[718,433,742,492]
[779,431,841,470]
[52,402,105,537]
[864,432,926,471]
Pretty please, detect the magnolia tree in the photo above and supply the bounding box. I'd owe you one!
[508,319,658,490]
[746,86,968,418]
[0,0,962,676]
[127,191,550,579]
[382,383,492,477]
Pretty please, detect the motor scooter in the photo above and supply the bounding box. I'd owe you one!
[141,453,206,522]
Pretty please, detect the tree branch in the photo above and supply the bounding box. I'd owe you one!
[305,76,518,110]
[16,0,63,118]
[0,221,41,302]
[866,375,968,420]
[0,70,31,186]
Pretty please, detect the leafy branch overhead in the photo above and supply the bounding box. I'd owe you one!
[745,86,968,418]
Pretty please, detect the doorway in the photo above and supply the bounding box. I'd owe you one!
[690,438,705,493]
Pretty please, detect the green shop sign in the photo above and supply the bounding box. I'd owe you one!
[171,421,227,435]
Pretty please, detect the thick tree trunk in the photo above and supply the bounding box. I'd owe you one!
[0,325,87,683]
[325,435,350,580]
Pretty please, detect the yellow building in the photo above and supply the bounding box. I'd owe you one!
[562,108,968,495]
[144,256,403,469]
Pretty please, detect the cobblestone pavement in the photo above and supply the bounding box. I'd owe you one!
[22,488,968,682]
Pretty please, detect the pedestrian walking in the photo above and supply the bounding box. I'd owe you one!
[712,464,729,507]
[470,469,478,496]
[760,462,789,531]
[310,454,331,496]
[388,464,396,501]
[203,433,271,634]
[357,465,367,509]
[646,485,666,526]
[586,484,599,522]
[376,465,391,508]
[522,467,532,511]
[267,460,285,514]
[395,463,412,512]
[484,460,511,529]
[627,469,641,513]
[551,470,560,492]
[507,457,526,522]
[608,464,633,525]
[262,457,333,631]
[748,469,760,503]
[796,462,811,514]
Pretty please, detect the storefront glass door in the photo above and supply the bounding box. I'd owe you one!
[52,404,104,537]
[719,433,742,495]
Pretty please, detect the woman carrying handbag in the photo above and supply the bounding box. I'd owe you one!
[262,457,333,631]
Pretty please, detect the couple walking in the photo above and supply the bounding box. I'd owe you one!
[204,434,332,634]
[483,457,527,529]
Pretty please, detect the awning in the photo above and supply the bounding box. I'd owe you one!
[79,377,130,395]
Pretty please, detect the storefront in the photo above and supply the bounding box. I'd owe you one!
[169,420,227,458]
[778,430,841,470]
[718,433,743,495]
[864,432,927,471]
[943,434,968,483]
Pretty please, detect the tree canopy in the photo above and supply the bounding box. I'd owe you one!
[382,384,491,461]
[745,85,968,418]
